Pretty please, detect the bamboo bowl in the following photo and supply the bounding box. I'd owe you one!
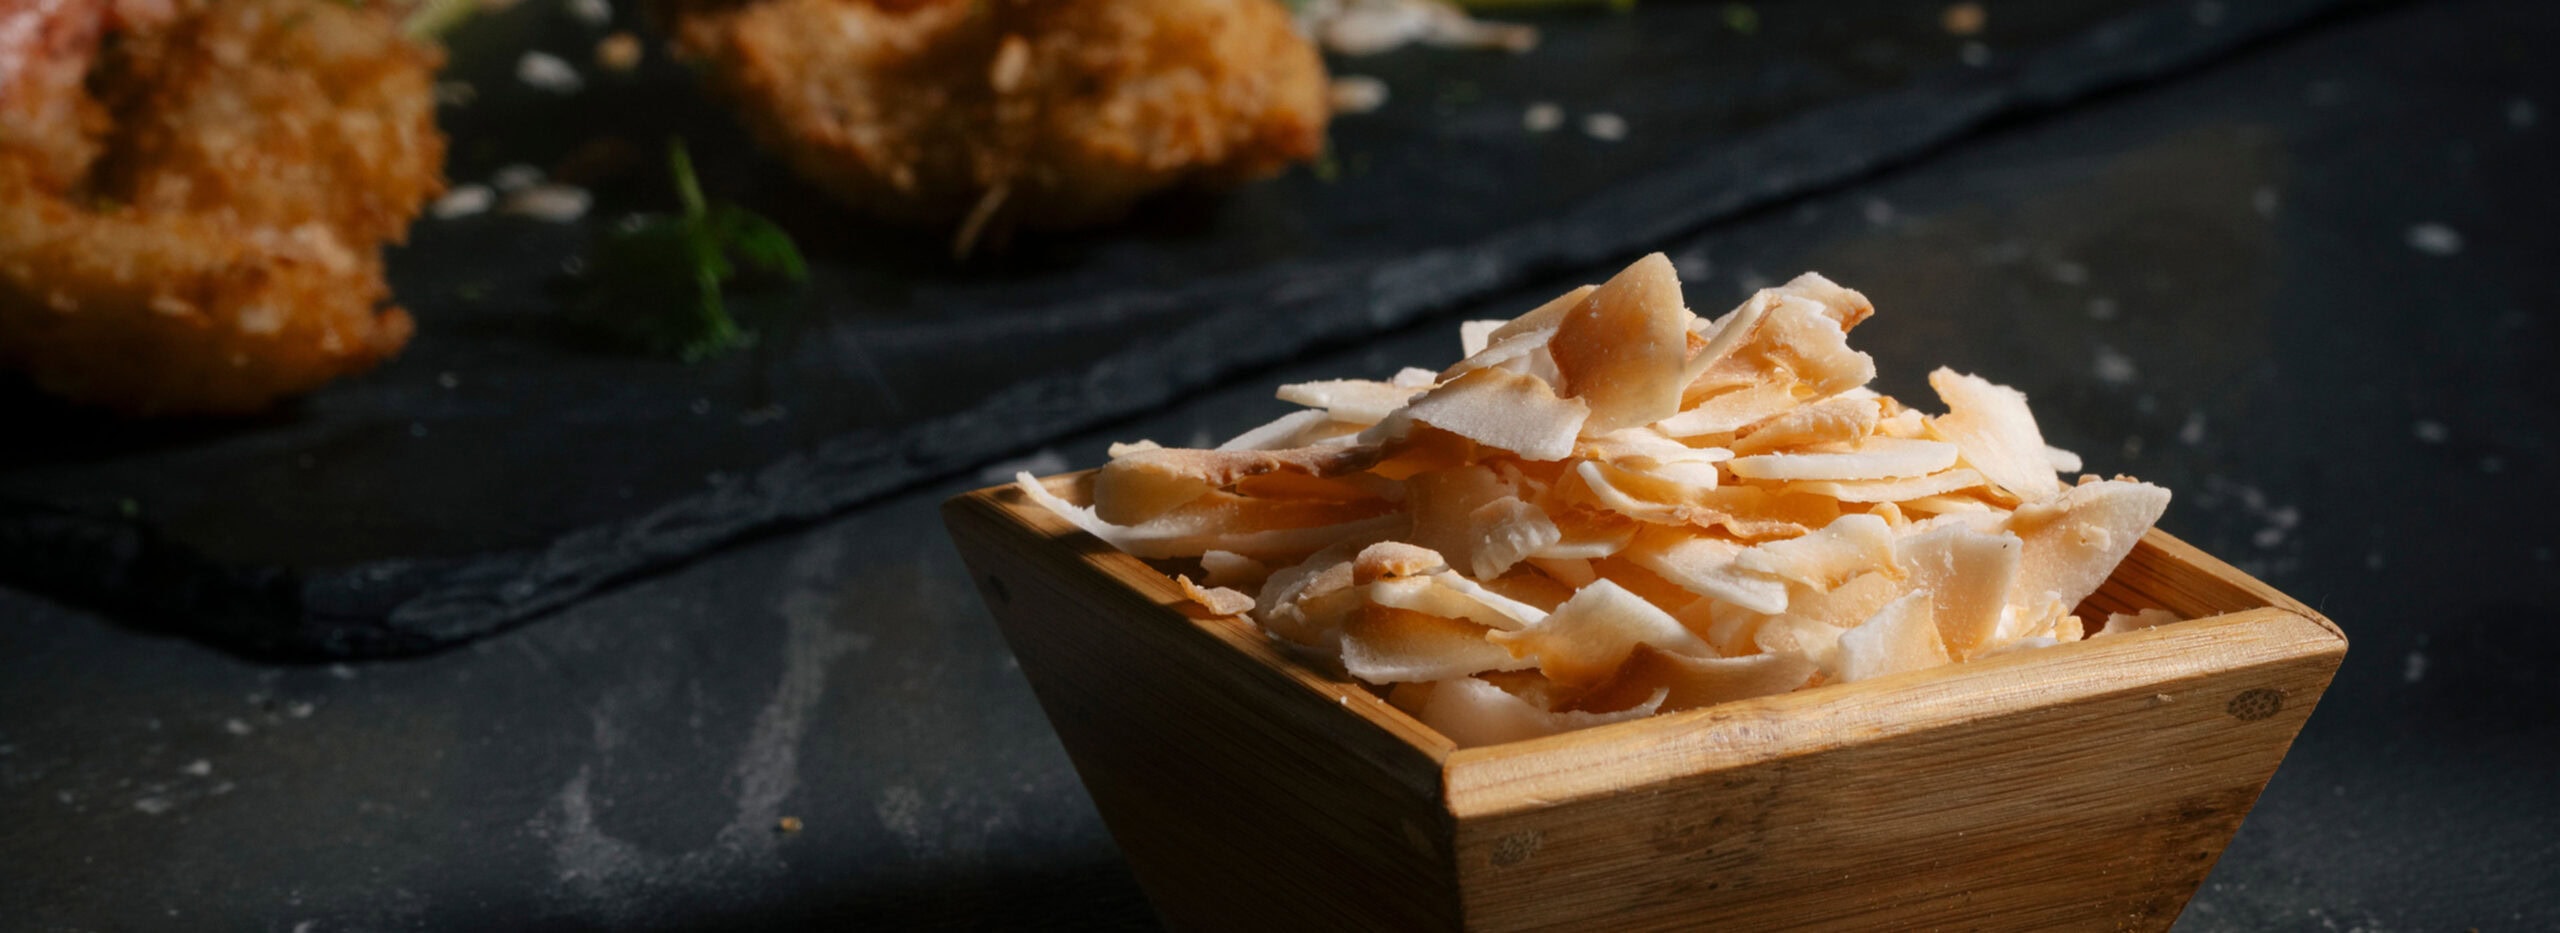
[943,473,2346,932]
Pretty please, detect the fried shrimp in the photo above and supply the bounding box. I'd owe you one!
[663,0,1329,253]
[0,0,443,415]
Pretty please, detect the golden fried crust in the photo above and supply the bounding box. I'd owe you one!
[0,0,442,415]
[667,0,1327,236]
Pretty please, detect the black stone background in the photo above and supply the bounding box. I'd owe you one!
[0,0,2357,657]
[5,0,2557,930]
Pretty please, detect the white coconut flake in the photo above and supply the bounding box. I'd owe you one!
[429,184,495,220]
[516,51,585,95]
[501,184,592,223]
[2405,223,2464,256]
[1581,112,1628,142]
[1523,101,1564,133]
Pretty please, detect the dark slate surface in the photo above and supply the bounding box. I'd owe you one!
[0,0,2366,658]
[5,0,2557,929]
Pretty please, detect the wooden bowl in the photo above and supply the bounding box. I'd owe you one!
[943,473,2346,932]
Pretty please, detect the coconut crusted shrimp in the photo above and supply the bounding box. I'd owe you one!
[0,0,443,415]
[661,0,1329,254]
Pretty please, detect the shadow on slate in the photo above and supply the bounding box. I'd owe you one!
[0,0,2368,658]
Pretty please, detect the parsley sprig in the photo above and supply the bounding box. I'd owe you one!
[577,140,808,361]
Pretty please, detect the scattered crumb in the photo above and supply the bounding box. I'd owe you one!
[1581,112,1627,142]
[223,719,253,736]
[2120,435,2143,459]
[1941,2,1985,36]
[2510,98,2540,129]
[1522,101,1563,133]
[777,816,804,833]
[134,796,175,815]
[502,184,594,223]
[2402,651,2426,684]
[429,184,494,220]
[2364,550,2383,570]
[2086,297,2119,321]
[286,701,315,719]
[596,32,643,73]
[2405,222,2463,256]
[433,80,476,107]
[2049,260,2088,285]
[2092,346,2137,386]
[2178,411,2206,446]
[1862,199,1895,227]
[2412,419,2449,443]
[180,759,212,777]
[2252,526,2285,549]
[1959,41,1990,67]
[1328,75,1388,115]
[437,372,460,390]
[517,51,584,95]
[566,0,611,27]
[491,164,546,193]
[1673,252,1712,281]
[2479,456,2505,474]
[330,664,358,680]
[409,422,429,438]
[2251,186,2279,218]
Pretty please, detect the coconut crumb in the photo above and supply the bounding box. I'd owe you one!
[517,51,584,95]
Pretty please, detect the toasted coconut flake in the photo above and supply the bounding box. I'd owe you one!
[1565,645,1817,713]
[1020,473,1406,562]
[1772,272,1875,332]
[1391,367,1440,388]
[1619,528,1790,614]
[1354,541,1448,582]
[1442,327,1560,381]
[1489,579,1714,690]
[1410,676,1664,749]
[1733,513,1897,589]
[1092,444,1382,525]
[1729,396,1881,456]
[1657,382,1800,438]
[1783,571,1906,631]
[1928,368,2064,501]
[1899,493,1999,516]
[1216,410,1335,451]
[1256,548,1365,650]
[1532,505,1639,559]
[1464,497,1561,579]
[1834,591,1948,682]
[1459,320,1507,357]
[1403,465,1511,568]
[1526,555,1598,587]
[2045,445,2084,474]
[2097,608,2182,636]
[1107,440,1163,457]
[1690,295,1875,402]
[1343,605,1532,684]
[1550,253,1693,432]
[1727,438,1959,482]
[1487,284,1598,343]
[1753,616,1847,671]
[1787,468,1986,503]
[1276,379,1425,425]
[1199,550,1271,589]
[1675,293,1770,390]
[2004,479,2171,614]
[1896,524,2021,658]
[1176,576,1256,617]
[1403,368,1590,461]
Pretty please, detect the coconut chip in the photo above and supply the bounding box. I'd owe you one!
[1012,254,2178,748]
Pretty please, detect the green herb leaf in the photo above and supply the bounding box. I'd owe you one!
[576,139,807,362]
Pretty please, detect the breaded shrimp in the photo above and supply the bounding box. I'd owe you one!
[0,0,443,415]
[663,0,1328,253]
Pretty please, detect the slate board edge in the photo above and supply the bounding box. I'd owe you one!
[0,0,2370,659]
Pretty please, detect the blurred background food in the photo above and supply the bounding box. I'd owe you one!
[662,0,1331,255]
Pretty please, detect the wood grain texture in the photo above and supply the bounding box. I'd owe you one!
[946,479,2346,932]
[944,481,1460,932]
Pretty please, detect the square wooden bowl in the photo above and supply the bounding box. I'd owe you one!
[944,473,2346,932]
